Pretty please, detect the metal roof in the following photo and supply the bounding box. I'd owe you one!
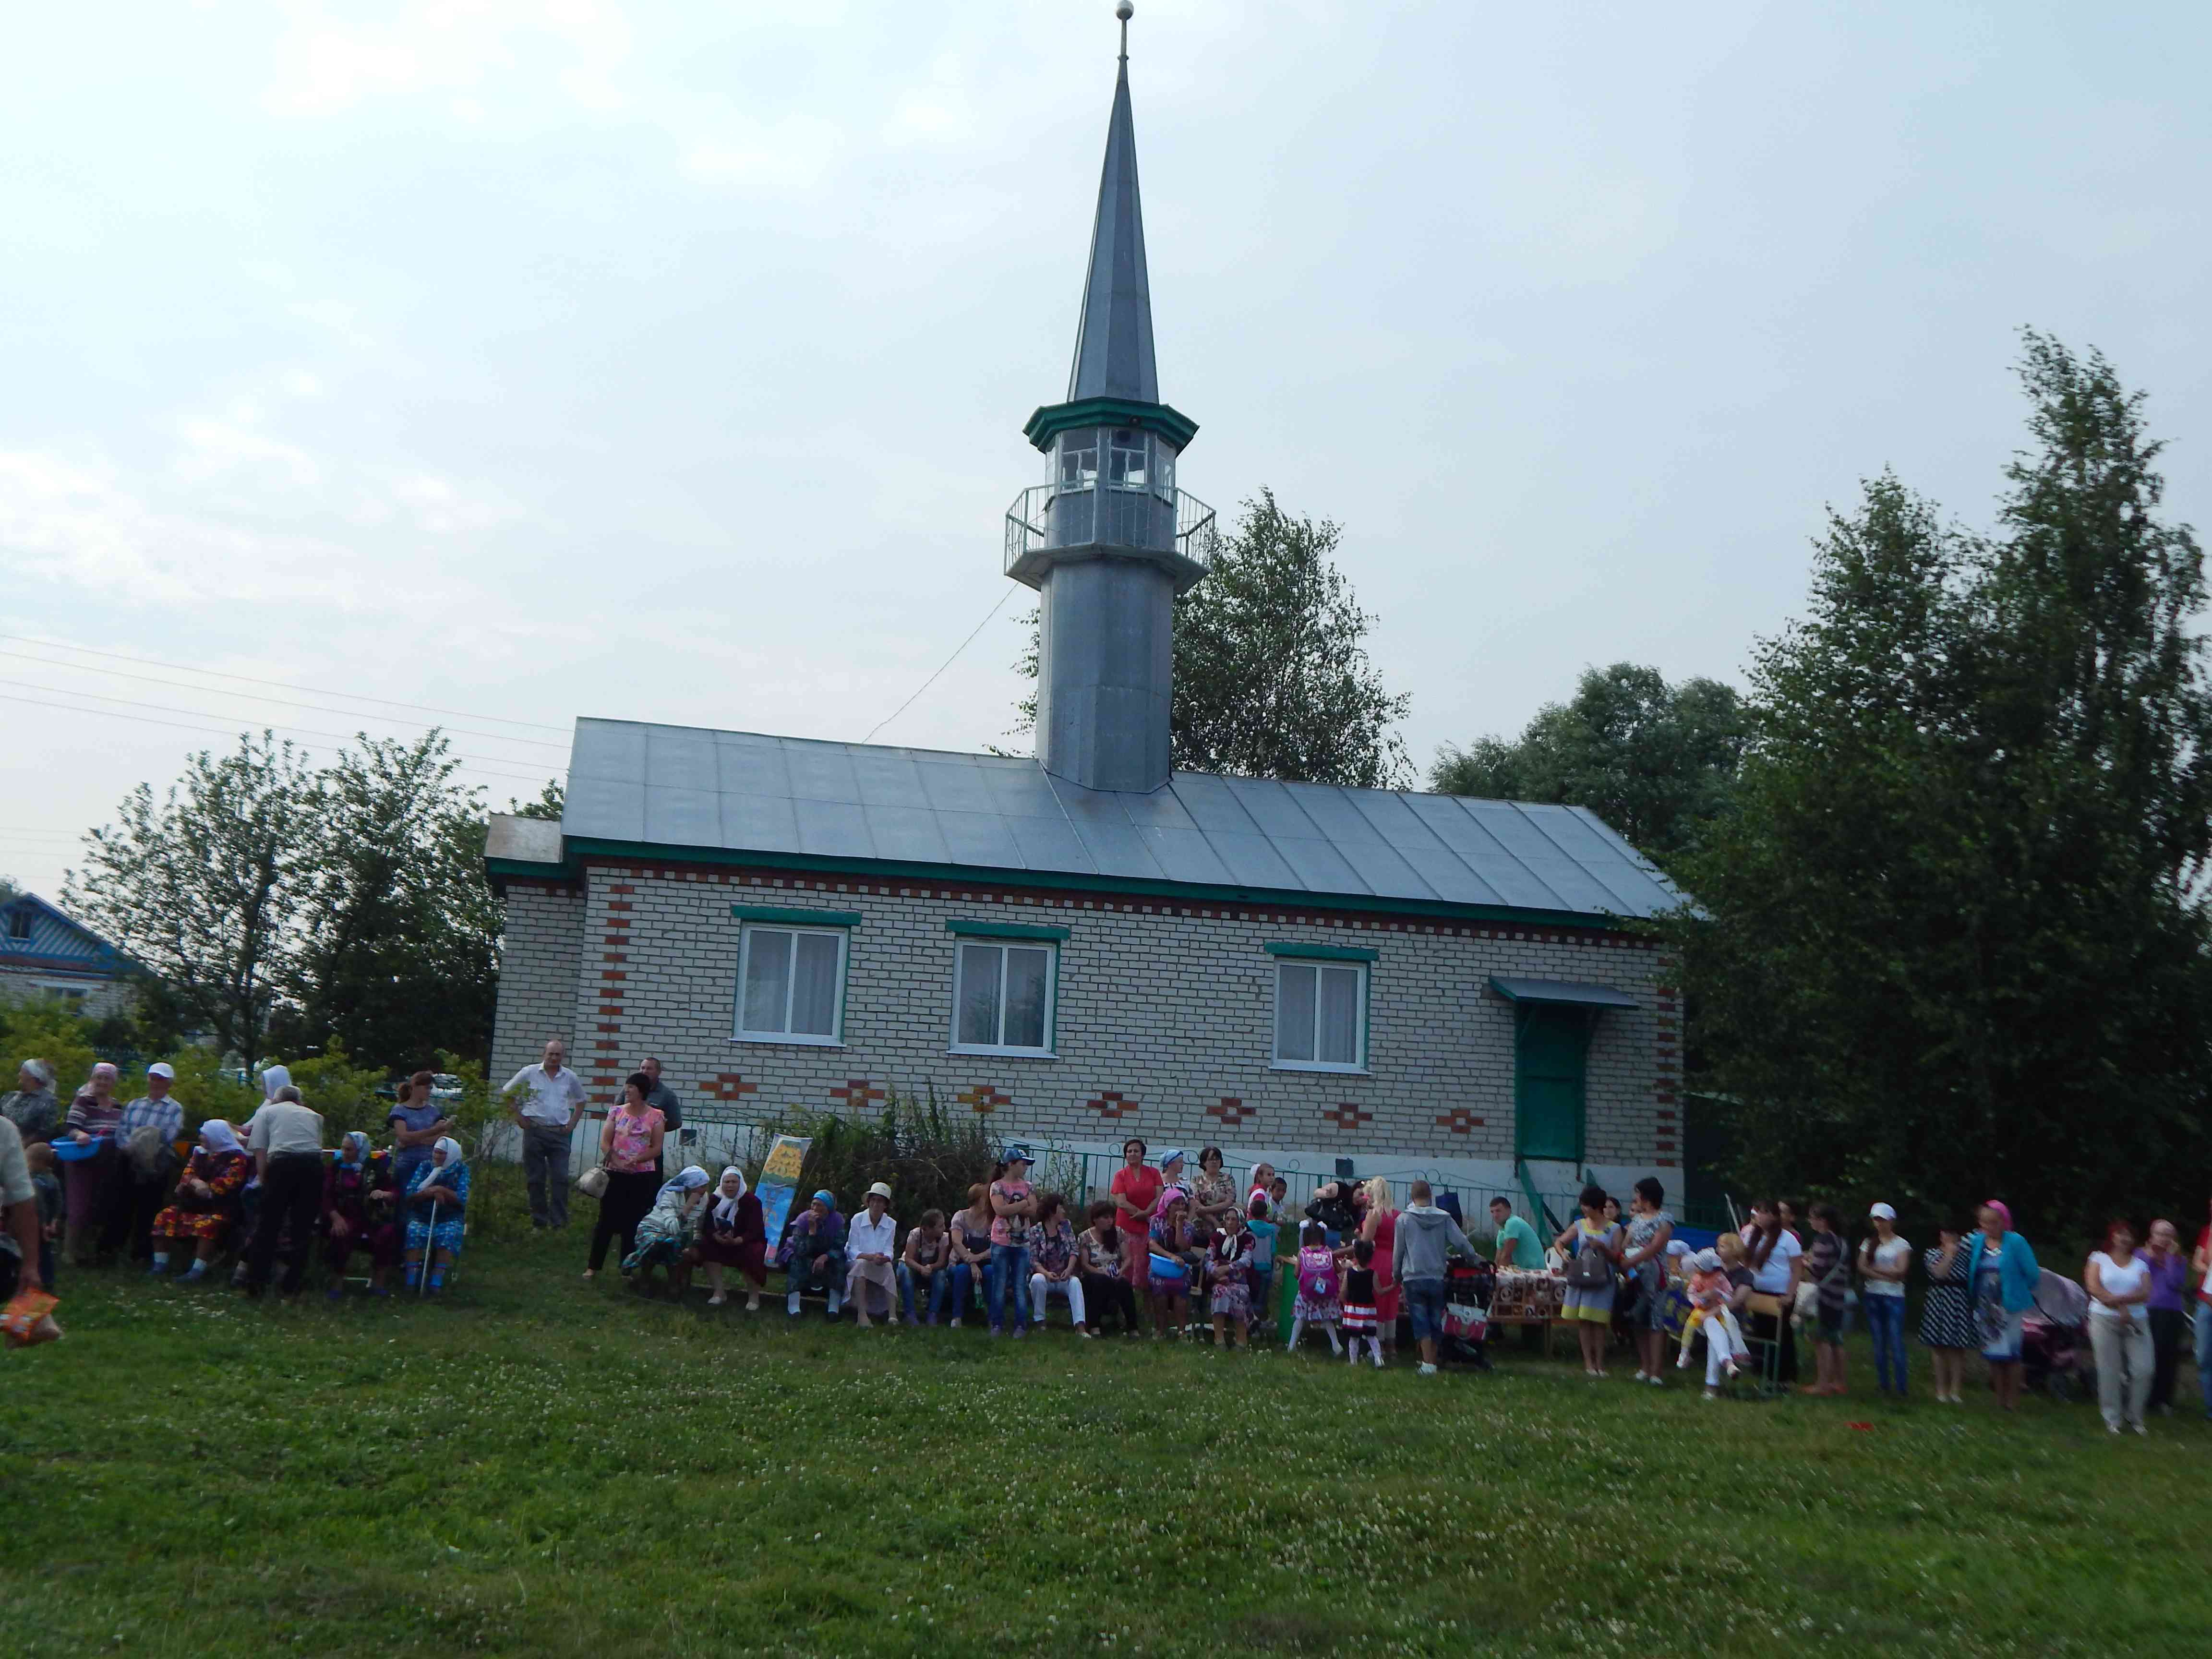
[1066,52,1155,404]
[1488,976,1644,1008]
[553,719,1685,923]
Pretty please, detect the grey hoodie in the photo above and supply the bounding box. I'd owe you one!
[1393,1203,1474,1284]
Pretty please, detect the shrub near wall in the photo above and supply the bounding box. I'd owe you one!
[769,1088,997,1253]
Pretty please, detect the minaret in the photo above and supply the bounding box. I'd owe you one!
[1003,1,1211,796]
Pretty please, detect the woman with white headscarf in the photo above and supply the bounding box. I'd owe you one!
[624,1165,710,1292]
[685,1165,765,1309]
[402,1136,469,1294]
[148,1120,251,1282]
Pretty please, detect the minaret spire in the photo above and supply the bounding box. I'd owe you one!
[1068,1,1157,403]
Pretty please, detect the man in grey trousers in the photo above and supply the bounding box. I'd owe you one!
[504,1038,588,1229]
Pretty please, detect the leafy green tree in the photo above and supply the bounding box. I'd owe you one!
[1010,489,1412,787]
[1431,663,1745,866]
[278,733,503,1073]
[63,732,317,1066]
[1674,336,2212,1238]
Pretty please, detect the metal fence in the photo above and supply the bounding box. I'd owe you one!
[1003,482,1218,577]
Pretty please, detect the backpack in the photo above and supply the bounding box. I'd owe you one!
[1298,1248,1340,1302]
[1564,1232,1613,1290]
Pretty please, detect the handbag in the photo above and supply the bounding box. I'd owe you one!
[1564,1236,1613,1290]
[576,1164,609,1199]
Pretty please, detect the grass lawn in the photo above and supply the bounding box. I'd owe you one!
[5,1237,2209,1659]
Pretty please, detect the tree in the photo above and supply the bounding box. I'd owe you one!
[508,780,565,820]
[277,733,504,1073]
[1673,336,2212,1238]
[64,732,318,1064]
[1010,489,1412,787]
[1430,663,1745,867]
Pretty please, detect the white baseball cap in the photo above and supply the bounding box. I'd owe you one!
[1868,1202,1897,1221]
[146,1062,176,1080]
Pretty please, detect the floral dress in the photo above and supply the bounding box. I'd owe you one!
[404,1161,469,1253]
[151,1150,248,1242]
[1207,1229,1255,1321]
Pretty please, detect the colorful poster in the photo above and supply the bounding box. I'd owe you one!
[756,1134,812,1262]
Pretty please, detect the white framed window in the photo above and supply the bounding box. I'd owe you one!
[735,925,847,1045]
[951,939,1056,1056]
[1058,434,1098,490]
[1272,959,1367,1071]
[1106,429,1146,489]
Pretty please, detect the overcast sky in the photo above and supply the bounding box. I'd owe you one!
[3,1,2208,902]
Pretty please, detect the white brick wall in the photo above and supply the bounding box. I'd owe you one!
[496,860,1679,1167]
[0,970,138,1022]
[491,882,587,1082]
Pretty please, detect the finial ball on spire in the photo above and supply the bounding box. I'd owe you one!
[1116,2,1133,22]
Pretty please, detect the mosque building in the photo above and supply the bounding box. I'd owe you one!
[485,10,1685,1202]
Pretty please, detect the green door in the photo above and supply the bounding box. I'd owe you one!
[1513,1005,1587,1163]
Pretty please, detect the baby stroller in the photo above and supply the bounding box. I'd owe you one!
[1440,1260,1493,1370]
[2020,1269,2091,1402]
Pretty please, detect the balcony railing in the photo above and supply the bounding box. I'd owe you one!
[1003,482,1217,583]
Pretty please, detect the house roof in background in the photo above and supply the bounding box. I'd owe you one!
[0,888,134,978]
[528,719,1685,925]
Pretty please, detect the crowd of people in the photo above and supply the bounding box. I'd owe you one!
[5,1043,2210,1430]
[0,1057,475,1314]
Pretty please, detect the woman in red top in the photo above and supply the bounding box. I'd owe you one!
[1358,1177,1401,1358]
[1109,1138,1162,1293]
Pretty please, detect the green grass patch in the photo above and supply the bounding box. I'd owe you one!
[5,1245,2208,1658]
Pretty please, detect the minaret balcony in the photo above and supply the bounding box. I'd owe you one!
[1003,481,1217,593]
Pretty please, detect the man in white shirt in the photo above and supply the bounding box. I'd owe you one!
[0,1115,41,1299]
[504,1038,588,1230]
[844,1181,898,1327]
[244,1085,325,1298]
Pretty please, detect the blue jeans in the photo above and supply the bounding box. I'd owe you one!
[2196,1306,2212,1416]
[1865,1292,1907,1394]
[898,1262,952,1323]
[950,1261,986,1321]
[1403,1278,1447,1345]
[989,1243,1030,1332]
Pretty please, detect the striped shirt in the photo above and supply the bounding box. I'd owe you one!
[116,1093,184,1150]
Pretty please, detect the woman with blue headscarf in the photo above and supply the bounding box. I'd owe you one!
[403,1136,469,1294]
[321,1131,398,1298]
[781,1189,847,1318]
[623,1165,710,1291]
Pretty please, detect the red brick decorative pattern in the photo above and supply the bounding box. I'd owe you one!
[960,1084,1012,1117]
[830,1079,886,1111]
[1087,1090,1138,1120]
[701,1073,760,1102]
[1207,1097,1256,1128]
[1321,1104,1371,1131]
[1434,1107,1483,1136]
[589,884,633,1092]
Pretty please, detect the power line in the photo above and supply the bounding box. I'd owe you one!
[0,689,557,788]
[0,651,569,753]
[0,632,572,733]
[862,586,1016,744]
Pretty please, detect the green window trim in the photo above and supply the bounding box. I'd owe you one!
[947,919,1071,942]
[731,906,864,927]
[1264,940,1380,962]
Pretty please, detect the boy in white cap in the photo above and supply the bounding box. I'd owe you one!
[102,1061,183,1262]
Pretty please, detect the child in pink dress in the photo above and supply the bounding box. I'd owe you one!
[1288,1220,1344,1355]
